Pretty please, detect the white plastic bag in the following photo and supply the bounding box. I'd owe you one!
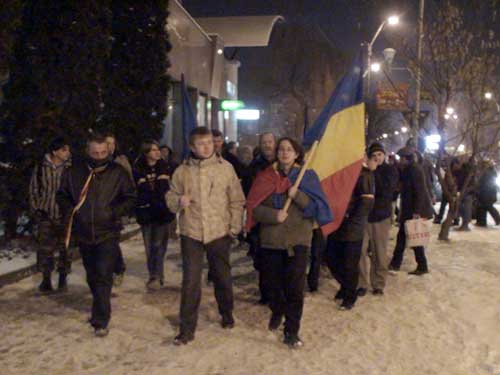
[405,218,432,248]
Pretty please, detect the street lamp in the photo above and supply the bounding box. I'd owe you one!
[485,92,493,100]
[444,113,450,120]
[382,133,388,138]
[365,14,400,96]
[401,126,408,133]
[388,15,400,25]
[452,114,458,120]
[371,62,381,72]
[446,107,455,115]
[394,131,399,135]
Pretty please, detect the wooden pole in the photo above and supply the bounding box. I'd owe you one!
[283,140,319,212]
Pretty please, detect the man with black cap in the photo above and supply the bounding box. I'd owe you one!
[389,146,433,275]
[357,142,399,296]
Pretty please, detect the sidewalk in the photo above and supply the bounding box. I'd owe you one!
[0,224,499,375]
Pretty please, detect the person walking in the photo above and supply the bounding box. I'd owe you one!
[134,140,176,290]
[246,137,332,348]
[29,137,72,292]
[57,134,136,337]
[326,156,376,310]
[166,127,245,345]
[389,147,434,275]
[476,161,500,227]
[357,143,399,297]
[105,134,133,286]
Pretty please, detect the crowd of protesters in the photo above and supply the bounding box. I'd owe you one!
[26,127,499,347]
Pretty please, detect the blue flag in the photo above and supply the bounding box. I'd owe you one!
[181,74,198,159]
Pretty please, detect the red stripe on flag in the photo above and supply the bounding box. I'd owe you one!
[320,158,364,236]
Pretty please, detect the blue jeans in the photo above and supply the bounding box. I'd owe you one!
[141,222,169,281]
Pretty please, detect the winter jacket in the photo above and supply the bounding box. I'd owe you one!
[29,154,71,221]
[133,159,176,225]
[399,162,434,221]
[477,167,498,205]
[114,154,133,181]
[56,160,136,245]
[166,153,245,244]
[332,166,375,242]
[368,162,399,223]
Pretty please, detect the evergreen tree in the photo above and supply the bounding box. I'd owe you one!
[101,0,171,156]
[0,1,112,238]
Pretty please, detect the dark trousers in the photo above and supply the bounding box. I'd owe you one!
[141,222,169,281]
[459,195,473,227]
[179,236,233,335]
[390,223,428,271]
[247,230,269,302]
[36,217,71,274]
[307,229,325,291]
[113,246,126,275]
[476,203,500,226]
[80,238,120,329]
[326,238,363,304]
[260,246,308,336]
[436,197,448,221]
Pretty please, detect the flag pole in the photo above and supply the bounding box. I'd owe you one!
[283,140,319,212]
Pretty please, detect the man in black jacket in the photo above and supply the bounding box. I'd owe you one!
[389,147,434,275]
[327,157,376,310]
[358,143,399,296]
[57,134,136,337]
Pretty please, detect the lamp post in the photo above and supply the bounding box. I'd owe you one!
[365,15,400,99]
[412,0,425,140]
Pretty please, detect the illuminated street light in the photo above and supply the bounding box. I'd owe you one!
[446,107,455,115]
[371,62,381,72]
[457,144,465,152]
[453,114,458,120]
[217,48,223,55]
[444,114,450,120]
[382,133,388,138]
[485,92,493,100]
[401,126,408,133]
[387,15,400,25]
[394,131,399,135]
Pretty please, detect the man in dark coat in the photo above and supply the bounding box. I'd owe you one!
[327,157,376,310]
[358,142,399,296]
[389,147,434,275]
[476,162,500,226]
[57,134,136,337]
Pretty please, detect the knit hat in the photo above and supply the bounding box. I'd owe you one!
[397,146,415,158]
[368,142,385,157]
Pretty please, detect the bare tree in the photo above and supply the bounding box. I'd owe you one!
[393,0,499,240]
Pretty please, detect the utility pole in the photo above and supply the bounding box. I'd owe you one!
[412,0,425,141]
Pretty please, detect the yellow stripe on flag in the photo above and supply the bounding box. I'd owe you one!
[307,103,365,180]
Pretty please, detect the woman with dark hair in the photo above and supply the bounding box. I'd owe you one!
[246,137,332,348]
[134,140,177,290]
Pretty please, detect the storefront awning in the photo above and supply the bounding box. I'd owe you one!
[195,16,284,47]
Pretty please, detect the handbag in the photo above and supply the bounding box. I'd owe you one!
[404,218,432,248]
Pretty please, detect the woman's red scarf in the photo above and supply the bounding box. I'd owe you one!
[245,163,293,232]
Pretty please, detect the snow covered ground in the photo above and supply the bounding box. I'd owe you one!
[0,223,499,375]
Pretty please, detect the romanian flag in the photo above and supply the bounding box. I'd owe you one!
[245,164,334,232]
[303,50,365,235]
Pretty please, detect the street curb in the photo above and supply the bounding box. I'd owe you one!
[0,227,141,288]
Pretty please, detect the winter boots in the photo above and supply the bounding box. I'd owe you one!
[38,271,53,293]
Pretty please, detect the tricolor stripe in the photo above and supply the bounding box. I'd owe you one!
[303,51,365,235]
